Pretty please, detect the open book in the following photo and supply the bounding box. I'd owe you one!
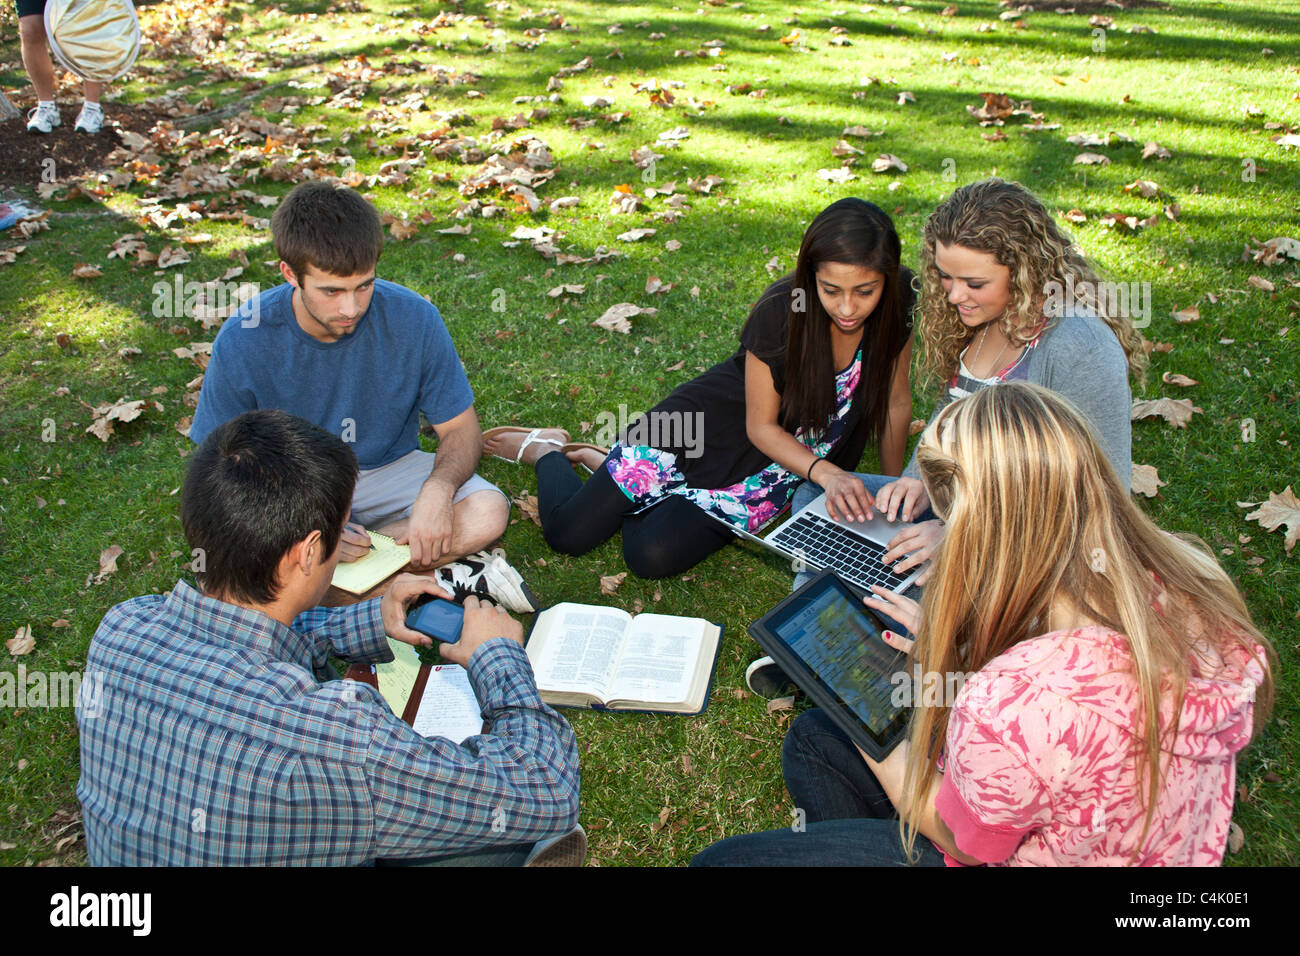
[330,531,410,596]
[524,603,722,715]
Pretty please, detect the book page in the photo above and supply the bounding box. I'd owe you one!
[374,636,422,714]
[411,665,484,744]
[330,531,410,595]
[528,604,630,700]
[606,614,704,704]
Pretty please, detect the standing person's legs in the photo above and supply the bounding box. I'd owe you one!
[619,497,735,579]
[18,11,56,101]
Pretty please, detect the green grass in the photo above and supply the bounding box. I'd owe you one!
[1,0,1296,866]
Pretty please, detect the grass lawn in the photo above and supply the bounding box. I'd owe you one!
[1,0,1296,866]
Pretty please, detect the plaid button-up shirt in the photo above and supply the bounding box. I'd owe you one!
[76,581,579,865]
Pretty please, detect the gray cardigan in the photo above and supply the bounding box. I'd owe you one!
[904,309,1133,491]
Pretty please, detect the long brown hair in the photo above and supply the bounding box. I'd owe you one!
[776,198,912,445]
[900,383,1272,860]
[917,179,1147,388]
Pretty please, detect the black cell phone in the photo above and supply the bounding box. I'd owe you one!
[405,596,465,644]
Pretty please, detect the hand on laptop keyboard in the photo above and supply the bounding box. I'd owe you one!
[881,519,944,586]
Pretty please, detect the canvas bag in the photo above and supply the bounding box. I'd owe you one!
[45,0,141,84]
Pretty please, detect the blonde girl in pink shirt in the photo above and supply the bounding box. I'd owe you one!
[694,383,1272,866]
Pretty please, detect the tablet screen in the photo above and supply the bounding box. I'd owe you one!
[761,573,909,741]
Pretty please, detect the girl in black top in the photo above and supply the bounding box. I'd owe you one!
[485,198,916,578]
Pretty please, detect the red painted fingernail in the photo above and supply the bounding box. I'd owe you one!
[883,631,895,641]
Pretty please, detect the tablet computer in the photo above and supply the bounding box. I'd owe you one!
[747,570,911,760]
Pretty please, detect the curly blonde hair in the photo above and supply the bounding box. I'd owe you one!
[917,179,1147,388]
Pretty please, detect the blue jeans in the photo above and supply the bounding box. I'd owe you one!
[791,473,933,637]
[690,709,945,867]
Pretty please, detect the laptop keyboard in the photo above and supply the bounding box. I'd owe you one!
[773,513,913,592]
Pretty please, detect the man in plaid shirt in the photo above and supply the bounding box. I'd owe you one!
[76,410,580,865]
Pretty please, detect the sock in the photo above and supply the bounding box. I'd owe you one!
[38,99,55,109]
[83,101,102,111]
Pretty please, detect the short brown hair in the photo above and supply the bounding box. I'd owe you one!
[270,181,384,279]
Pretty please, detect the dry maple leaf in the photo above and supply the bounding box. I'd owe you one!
[97,544,125,583]
[1123,179,1160,198]
[872,154,908,174]
[593,303,656,334]
[1131,398,1202,428]
[1130,463,1167,498]
[86,399,147,441]
[843,124,883,138]
[1247,275,1275,292]
[766,695,796,713]
[1073,152,1110,166]
[1241,486,1300,553]
[617,227,657,242]
[72,263,103,279]
[7,625,34,657]
[1245,236,1300,266]
[547,284,586,297]
[512,493,541,527]
[817,167,857,183]
[1171,304,1200,323]
[1161,372,1199,387]
[600,571,628,594]
[645,275,672,294]
[157,246,191,269]
[1141,141,1172,160]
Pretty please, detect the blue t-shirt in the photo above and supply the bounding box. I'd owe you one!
[190,280,474,470]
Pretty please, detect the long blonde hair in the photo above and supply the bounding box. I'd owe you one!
[917,178,1148,387]
[900,383,1272,859]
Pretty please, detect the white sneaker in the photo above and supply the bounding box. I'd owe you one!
[74,103,104,134]
[434,548,540,614]
[27,103,60,134]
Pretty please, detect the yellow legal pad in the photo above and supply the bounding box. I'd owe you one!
[329,531,410,596]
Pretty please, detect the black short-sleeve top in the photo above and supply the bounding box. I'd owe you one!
[627,270,914,489]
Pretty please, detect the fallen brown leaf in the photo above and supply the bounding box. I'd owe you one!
[7,625,34,656]
[1161,372,1199,387]
[1130,463,1167,498]
[97,545,125,581]
[512,493,541,527]
[72,263,103,279]
[547,284,586,297]
[593,303,657,334]
[1130,398,1202,428]
[600,571,628,595]
[1241,486,1300,552]
[1171,304,1200,323]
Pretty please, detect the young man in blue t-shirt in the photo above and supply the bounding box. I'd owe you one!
[192,182,532,610]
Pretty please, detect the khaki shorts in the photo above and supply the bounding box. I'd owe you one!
[351,449,505,529]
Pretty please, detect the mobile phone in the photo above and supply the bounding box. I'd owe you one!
[405,596,465,644]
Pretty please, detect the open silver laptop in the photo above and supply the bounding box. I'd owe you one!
[709,493,923,596]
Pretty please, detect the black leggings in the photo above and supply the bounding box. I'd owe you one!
[535,451,736,579]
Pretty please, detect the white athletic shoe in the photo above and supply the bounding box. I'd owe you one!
[74,103,104,134]
[27,103,61,134]
[434,548,540,614]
